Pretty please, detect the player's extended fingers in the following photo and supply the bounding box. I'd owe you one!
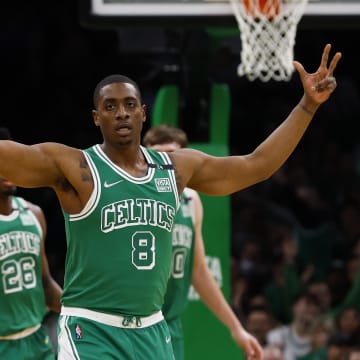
[327,52,342,77]
[293,60,306,78]
[319,43,331,69]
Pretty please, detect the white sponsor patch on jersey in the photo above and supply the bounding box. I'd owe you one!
[20,213,35,226]
[155,178,172,192]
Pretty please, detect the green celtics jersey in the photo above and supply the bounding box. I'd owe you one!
[0,197,47,336]
[62,145,179,317]
[162,188,195,321]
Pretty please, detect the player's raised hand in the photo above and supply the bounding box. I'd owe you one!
[293,43,342,105]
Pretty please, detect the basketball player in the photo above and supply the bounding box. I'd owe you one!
[0,44,340,360]
[0,128,62,359]
[143,124,261,359]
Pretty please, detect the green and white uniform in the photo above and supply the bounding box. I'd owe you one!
[0,196,54,360]
[162,189,195,360]
[58,145,179,360]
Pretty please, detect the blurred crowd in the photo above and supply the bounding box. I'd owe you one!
[229,110,360,359]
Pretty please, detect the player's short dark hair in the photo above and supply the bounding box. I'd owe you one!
[143,124,188,148]
[0,127,12,140]
[93,74,141,109]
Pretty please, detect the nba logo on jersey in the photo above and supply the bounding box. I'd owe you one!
[75,324,83,339]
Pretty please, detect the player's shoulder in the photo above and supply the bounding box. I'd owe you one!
[37,141,79,152]
[169,147,207,166]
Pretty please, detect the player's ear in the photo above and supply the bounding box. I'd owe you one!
[92,109,100,127]
[142,104,147,123]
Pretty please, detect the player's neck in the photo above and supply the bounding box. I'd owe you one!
[0,195,13,215]
[101,144,147,177]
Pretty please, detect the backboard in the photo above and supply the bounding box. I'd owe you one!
[79,0,360,28]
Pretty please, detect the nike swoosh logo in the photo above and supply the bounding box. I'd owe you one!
[104,179,124,188]
[165,336,171,344]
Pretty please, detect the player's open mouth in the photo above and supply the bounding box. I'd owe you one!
[116,127,131,135]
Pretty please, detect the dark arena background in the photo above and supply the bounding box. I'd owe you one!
[2,0,360,358]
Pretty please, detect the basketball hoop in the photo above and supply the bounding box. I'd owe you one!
[229,0,308,82]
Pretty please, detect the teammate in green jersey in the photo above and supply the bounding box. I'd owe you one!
[0,44,340,360]
[143,124,261,359]
[0,128,62,359]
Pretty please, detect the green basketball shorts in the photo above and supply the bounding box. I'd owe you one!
[0,324,55,360]
[57,307,175,360]
[166,317,184,360]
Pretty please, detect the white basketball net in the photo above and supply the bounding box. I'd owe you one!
[229,0,308,81]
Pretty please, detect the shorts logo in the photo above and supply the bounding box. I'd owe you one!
[75,324,83,339]
[155,178,172,192]
[165,336,171,343]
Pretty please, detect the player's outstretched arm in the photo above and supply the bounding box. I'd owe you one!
[0,141,67,188]
[178,44,342,197]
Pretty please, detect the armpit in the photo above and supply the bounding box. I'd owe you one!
[80,157,92,183]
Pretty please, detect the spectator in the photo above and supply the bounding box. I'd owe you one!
[245,305,277,346]
[264,228,314,323]
[326,332,353,360]
[298,316,334,360]
[307,280,333,314]
[267,292,323,360]
[335,307,360,345]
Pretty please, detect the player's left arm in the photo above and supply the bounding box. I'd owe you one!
[190,190,263,360]
[28,202,63,313]
[172,45,341,198]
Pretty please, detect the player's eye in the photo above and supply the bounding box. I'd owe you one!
[126,101,136,108]
[105,103,116,111]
